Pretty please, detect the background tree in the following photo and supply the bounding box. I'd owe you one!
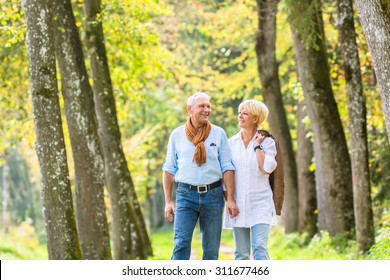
[1,163,10,232]
[336,0,374,252]
[82,0,152,259]
[2,0,389,260]
[1,150,38,228]
[354,0,390,144]
[296,100,317,236]
[53,0,111,260]
[255,0,298,232]
[287,0,355,235]
[22,0,82,259]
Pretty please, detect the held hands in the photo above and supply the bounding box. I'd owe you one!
[226,199,240,218]
[164,201,175,222]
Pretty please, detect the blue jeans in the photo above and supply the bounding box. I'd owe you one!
[171,184,224,260]
[233,223,270,260]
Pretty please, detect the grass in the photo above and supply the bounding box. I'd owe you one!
[150,225,390,260]
[149,225,235,260]
[0,220,48,260]
[1,221,389,260]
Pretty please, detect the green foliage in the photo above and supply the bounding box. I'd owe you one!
[0,0,32,165]
[0,220,47,260]
[283,0,324,50]
[0,148,41,227]
[370,131,390,201]
[149,224,390,260]
[368,229,390,259]
[1,0,389,259]
[1,214,389,260]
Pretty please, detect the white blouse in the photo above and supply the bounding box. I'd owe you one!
[224,131,278,228]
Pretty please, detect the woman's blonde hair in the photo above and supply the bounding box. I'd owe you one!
[238,100,269,128]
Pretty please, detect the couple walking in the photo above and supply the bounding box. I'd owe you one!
[162,92,283,260]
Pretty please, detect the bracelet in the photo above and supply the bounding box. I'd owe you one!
[254,145,262,152]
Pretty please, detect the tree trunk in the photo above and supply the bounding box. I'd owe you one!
[288,0,355,235]
[2,164,10,232]
[52,0,112,260]
[297,101,317,236]
[22,0,82,259]
[336,0,375,252]
[82,0,152,259]
[354,0,390,143]
[255,0,298,232]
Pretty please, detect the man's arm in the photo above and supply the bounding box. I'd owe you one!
[163,171,175,222]
[223,170,239,218]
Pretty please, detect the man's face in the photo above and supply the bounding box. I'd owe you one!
[187,96,211,128]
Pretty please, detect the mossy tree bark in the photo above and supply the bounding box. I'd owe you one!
[255,0,299,232]
[287,0,355,235]
[52,0,112,259]
[23,0,82,259]
[337,0,375,252]
[354,0,390,145]
[82,0,152,259]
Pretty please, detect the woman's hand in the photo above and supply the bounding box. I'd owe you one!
[253,132,265,147]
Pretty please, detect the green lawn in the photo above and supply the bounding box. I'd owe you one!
[150,226,235,260]
[150,225,390,260]
[1,221,389,260]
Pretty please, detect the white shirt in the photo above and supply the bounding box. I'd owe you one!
[224,131,278,228]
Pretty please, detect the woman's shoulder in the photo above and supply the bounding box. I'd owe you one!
[228,131,241,142]
[262,135,276,145]
[260,136,276,152]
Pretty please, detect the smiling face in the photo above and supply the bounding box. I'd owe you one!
[187,95,211,128]
[237,100,268,130]
[238,108,258,130]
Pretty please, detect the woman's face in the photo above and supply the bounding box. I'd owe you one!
[238,108,258,129]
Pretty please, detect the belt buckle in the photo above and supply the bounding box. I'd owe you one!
[197,185,208,193]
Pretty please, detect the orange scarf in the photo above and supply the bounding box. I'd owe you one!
[185,118,211,166]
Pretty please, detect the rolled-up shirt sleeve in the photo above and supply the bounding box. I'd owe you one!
[162,132,178,175]
[219,130,235,173]
[262,138,277,173]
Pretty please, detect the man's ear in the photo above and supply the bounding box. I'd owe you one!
[187,105,192,114]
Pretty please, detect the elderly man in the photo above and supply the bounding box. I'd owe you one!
[162,91,239,260]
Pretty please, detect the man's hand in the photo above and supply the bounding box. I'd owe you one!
[164,201,175,222]
[163,171,175,222]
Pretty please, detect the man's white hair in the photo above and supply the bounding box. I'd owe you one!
[187,91,210,107]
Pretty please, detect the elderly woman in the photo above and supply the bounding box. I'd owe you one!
[224,99,278,260]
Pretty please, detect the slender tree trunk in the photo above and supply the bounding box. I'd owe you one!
[288,0,355,235]
[82,0,152,259]
[336,0,375,252]
[2,164,10,232]
[297,101,317,236]
[354,0,390,143]
[22,0,82,259]
[255,0,298,232]
[52,0,112,260]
